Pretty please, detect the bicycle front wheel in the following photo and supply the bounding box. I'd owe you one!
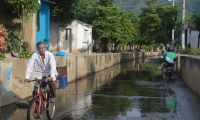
[46,92,56,120]
[9,39,21,57]
[27,98,44,120]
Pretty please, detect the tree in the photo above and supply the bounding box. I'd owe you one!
[92,4,122,52]
[139,0,179,48]
[156,4,179,48]
[4,0,39,40]
[50,0,98,24]
[71,0,98,24]
[92,1,137,52]
[191,14,200,31]
[50,0,138,52]
[50,0,77,23]
[139,0,162,45]
[117,11,137,48]
[191,14,200,49]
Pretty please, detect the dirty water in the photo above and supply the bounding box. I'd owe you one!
[56,58,177,120]
[0,58,178,120]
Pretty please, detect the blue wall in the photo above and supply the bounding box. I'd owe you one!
[36,1,50,51]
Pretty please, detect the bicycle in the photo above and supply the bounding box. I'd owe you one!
[27,79,56,120]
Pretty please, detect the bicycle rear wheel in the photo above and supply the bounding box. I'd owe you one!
[27,98,44,120]
[46,92,56,120]
[9,39,21,57]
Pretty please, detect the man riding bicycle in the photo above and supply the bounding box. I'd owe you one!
[24,41,57,103]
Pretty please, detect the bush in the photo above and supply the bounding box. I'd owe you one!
[21,40,29,52]
[19,51,33,58]
[179,48,200,55]
[0,25,7,60]
[19,41,33,59]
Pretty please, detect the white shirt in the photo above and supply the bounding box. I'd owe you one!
[165,57,174,63]
[25,51,57,81]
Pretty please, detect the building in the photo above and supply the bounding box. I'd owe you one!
[50,20,93,53]
[0,0,55,52]
[176,22,200,48]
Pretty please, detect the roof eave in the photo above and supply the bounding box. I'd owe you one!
[41,0,56,4]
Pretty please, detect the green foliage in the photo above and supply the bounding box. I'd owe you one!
[4,0,39,20]
[156,4,179,46]
[51,0,138,52]
[21,41,29,52]
[6,31,22,54]
[175,19,182,28]
[138,0,179,47]
[191,14,200,31]
[114,0,151,15]
[179,48,200,55]
[19,40,32,59]
[114,0,200,17]
[141,44,156,51]
[140,63,158,70]
[156,5,178,27]
[11,31,21,40]
[51,0,75,23]
[185,16,193,22]
[19,51,33,59]
[133,63,161,81]
[71,0,97,24]
[92,1,137,51]
[138,0,161,45]
[141,45,148,49]
[51,0,98,24]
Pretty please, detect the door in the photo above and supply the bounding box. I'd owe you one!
[58,27,71,53]
[36,1,50,50]
[82,29,89,52]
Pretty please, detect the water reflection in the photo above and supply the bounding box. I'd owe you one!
[0,58,177,120]
[57,58,177,120]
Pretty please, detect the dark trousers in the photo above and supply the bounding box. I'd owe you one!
[33,80,56,98]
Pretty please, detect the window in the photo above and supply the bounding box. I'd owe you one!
[84,29,88,42]
[66,28,71,40]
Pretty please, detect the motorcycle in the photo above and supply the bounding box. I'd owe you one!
[162,62,174,80]
[160,56,176,80]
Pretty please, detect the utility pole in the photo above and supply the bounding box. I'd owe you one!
[181,0,185,49]
[172,0,175,49]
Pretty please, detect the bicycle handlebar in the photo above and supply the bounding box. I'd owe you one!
[28,79,46,82]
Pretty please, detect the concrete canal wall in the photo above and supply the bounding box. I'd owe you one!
[0,52,160,107]
[177,55,200,99]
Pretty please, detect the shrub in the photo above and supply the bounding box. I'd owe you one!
[19,41,33,59]
[179,48,200,55]
[0,25,7,60]
[21,40,29,52]
[19,51,33,58]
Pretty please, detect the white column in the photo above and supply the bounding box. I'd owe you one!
[172,0,175,49]
[182,0,185,49]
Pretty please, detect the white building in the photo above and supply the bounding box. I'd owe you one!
[177,22,199,48]
[50,20,93,53]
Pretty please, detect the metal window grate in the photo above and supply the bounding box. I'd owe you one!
[56,66,67,77]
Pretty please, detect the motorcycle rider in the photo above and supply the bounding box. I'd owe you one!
[162,47,177,75]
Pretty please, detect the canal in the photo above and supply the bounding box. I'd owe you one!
[1,57,200,120]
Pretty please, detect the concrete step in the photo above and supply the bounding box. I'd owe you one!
[16,99,29,109]
[12,79,33,99]
[12,79,24,89]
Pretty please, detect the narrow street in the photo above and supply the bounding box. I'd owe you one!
[1,57,200,120]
